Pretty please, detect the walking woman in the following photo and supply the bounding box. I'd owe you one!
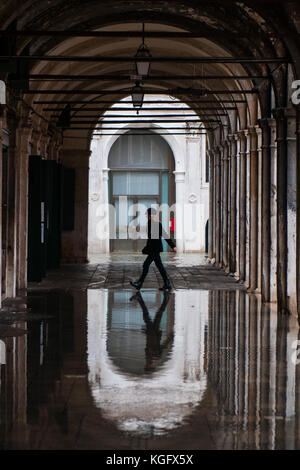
[130,208,176,291]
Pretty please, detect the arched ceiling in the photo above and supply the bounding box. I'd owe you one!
[0,0,299,145]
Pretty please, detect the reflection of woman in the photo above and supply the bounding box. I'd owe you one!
[130,291,172,372]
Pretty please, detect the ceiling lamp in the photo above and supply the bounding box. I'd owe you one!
[134,23,151,77]
[131,81,144,113]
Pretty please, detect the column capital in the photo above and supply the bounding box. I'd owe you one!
[102,168,110,181]
[257,117,271,129]
[173,170,185,183]
[237,130,247,142]
[228,133,238,142]
[272,107,287,121]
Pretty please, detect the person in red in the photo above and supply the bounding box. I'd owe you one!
[130,208,176,291]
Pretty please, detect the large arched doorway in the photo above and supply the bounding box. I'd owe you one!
[108,130,175,252]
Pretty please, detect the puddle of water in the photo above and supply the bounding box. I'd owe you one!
[0,288,299,450]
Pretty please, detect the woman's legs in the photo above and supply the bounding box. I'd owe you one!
[138,254,154,284]
[153,254,171,287]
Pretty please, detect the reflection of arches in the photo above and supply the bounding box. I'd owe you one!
[87,289,208,436]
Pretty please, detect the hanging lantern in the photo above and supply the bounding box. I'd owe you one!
[131,81,144,112]
[134,23,151,77]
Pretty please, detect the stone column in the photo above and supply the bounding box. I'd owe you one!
[259,118,271,303]
[249,127,258,292]
[30,129,42,155]
[284,108,297,316]
[237,131,247,281]
[255,125,263,294]
[220,145,224,265]
[15,125,32,290]
[296,105,300,316]
[173,170,185,253]
[208,150,214,260]
[222,142,229,269]
[5,114,18,297]
[228,135,237,273]
[61,148,91,263]
[214,148,221,266]
[269,119,277,301]
[273,108,288,312]
[244,129,251,288]
[0,115,3,304]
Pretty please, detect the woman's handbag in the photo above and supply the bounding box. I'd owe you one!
[142,245,151,255]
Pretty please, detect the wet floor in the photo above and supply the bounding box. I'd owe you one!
[0,261,300,449]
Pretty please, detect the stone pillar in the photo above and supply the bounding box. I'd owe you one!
[269,119,277,301]
[174,170,185,253]
[228,135,237,273]
[0,115,3,305]
[220,145,224,265]
[214,148,221,266]
[249,128,258,292]
[61,148,90,263]
[235,138,240,279]
[15,125,32,290]
[296,105,300,316]
[5,114,18,297]
[30,129,42,155]
[284,107,297,316]
[244,129,251,288]
[273,108,288,312]
[185,135,203,252]
[221,142,229,269]
[208,151,214,260]
[238,131,247,281]
[259,119,271,303]
[255,125,263,294]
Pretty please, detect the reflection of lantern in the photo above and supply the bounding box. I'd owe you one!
[131,81,144,112]
[134,23,151,77]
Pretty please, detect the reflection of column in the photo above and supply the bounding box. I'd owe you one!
[248,295,258,448]
[173,170,185,253]
[2,326,28,449]
[237,291,246,436]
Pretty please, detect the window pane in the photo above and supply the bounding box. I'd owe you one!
[112,171,159,195]
[108,131,171,169]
